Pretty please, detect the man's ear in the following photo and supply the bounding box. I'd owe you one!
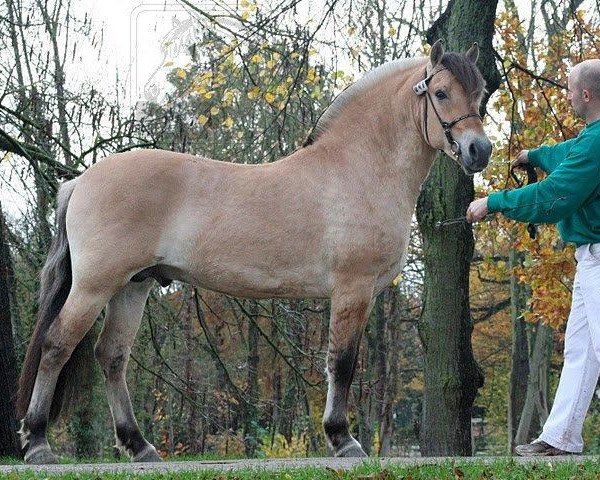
[430,40,444,69]
[583,89,591,102]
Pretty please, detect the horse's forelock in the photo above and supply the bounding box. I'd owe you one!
[440,52,486,102]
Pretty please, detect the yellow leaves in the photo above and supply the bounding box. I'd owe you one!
[260,433,309,458]
[239,1,256,21]
[264,92,275,104]
[213,72,226,87]
[240,0,257,10]
[175,68,187,79]
[387,26,397,37]
[266,58,276,69]
[198,71,212,82]
[197,115,208,126]
[310,85,322,99]
[210,106,220,116]
[515,243,576,329]
[275,84,287,96]
[247,86,261,99]
[250,53,263,64]
[306,67,317,83]
[563,116,577,128]
[164,61,174,67]
[392,274,402,287]
[222,117,234,129]
[222,88,236,106]
[220,44,234,56]
[246,86,280,106]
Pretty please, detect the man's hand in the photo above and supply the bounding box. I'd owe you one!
[466,197,489,223]
[512,149,529,168]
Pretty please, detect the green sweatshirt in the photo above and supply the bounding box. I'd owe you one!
[487,118,600,246]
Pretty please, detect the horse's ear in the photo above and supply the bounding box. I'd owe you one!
[430,39,444,68]
[466,42,479,64]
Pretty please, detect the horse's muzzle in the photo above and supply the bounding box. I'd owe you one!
[462,136,492,173]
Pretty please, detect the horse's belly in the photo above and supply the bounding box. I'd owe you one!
[172,261,329,299]
[157,231,330,298]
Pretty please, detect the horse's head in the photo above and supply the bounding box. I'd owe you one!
[415,40,492,175]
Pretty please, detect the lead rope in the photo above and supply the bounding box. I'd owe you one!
[435,164,554,235]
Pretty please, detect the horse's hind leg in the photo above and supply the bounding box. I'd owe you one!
[323,280,374,457]
[22,287,108,464]
[94,279,161,462]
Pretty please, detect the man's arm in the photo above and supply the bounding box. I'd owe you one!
[468,135,600,224]
[527,138,577,174]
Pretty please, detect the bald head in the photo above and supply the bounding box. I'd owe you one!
[571,59,600,99]
[568,59,600,122]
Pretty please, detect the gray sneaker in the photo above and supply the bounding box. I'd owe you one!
[514,441,573,456]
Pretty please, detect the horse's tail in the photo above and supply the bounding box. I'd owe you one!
[16,178,88,422]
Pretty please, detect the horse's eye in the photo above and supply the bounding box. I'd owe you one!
[435,90,447,100]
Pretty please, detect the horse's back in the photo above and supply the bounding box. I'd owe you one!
[65,149,332,297]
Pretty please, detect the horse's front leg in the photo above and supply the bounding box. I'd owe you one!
[323,279,374,457]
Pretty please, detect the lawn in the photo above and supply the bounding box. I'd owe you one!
[1,458,600,479]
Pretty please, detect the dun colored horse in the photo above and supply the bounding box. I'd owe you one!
[17,40,491,463]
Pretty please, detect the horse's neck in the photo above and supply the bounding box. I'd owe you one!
[316,87,435,201]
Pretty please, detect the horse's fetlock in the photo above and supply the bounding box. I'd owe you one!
[22,413,47,437]
[115,424,147,457]
[323,417,348,439]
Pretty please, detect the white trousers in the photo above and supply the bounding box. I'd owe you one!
[537,243,600,452]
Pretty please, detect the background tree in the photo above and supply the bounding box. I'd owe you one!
[0,201,20,456]
[415,0,501,456]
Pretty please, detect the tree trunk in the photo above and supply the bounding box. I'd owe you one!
[0,204,20,457]
[416,0,500,456]
[243,301,260,456]
[507,246,530,453]
[514,322,553,445]
[379,286,401,455]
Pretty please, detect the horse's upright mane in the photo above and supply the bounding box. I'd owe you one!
[304,58,424,146]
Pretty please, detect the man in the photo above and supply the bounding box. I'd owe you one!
[467,59,600,456]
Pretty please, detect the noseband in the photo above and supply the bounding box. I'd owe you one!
[413,68,482,157]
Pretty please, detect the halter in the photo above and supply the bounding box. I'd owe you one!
[413,68,482,157]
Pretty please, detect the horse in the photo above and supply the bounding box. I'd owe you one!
[16,40,491,463]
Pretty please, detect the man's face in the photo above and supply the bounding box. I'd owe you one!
[567,71,586,118]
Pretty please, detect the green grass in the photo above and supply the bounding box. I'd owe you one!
[3,458,600,479]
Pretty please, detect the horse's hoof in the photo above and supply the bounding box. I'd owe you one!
[335,439,368,457]
[25,447,59,465]
[133,445,163,462]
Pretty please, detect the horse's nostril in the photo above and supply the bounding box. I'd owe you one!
[469,142,478,158]
[469,139,492,163]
